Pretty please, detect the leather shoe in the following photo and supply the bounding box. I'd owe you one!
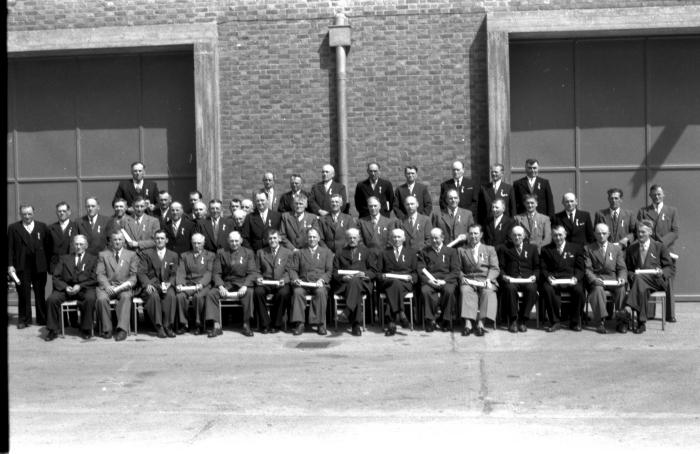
[667,317,677,323]
[337,311,349,324]
[242,324,254,337]
[45,330,58,342]
[270,326,280,334]
[571,324,582,332]
[461,326,471,336]
[385,322,396,336]
[165,326,176,338]
[293,323,304,336]
[508,321,518,333]
[260,326,269,334]
[475,326,486,337]
[596,323,607,334]
[616,322,628,334]
[518,323,527,333]
[115,330,127,342]
[546,322,561,333]
[101,331,112,339]
[207,327,222,338]
[318,325,327,336]
[81,330,92,340]
[441,321,451,332]
[634,323,646,334]
[17,322,28,330]
[351,324,362,336]
[399,313,410,329]
[175,326,187,335]
[156,326,167,338]
[425,321,435,333]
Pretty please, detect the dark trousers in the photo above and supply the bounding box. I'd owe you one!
[421,283,457,322]
[175,288,210,328]
[500,281,537,322]
[542,282,584,325]
[206,285,254,324]
[141,287,177,329]
[17,269,47,325]
[380,279,412,322]
[45,288,96,332]
[291,285,328,325]
[253,284,291,328]
[625,275,667,322]
[335,277,371,324]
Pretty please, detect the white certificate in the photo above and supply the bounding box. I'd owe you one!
[551,278,575,286]
[384,273,412,282]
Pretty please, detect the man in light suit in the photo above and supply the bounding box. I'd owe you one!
[439,160,475,212]
[317,193,357,253]
[195,199,236,253]
[252,172,279,212]
[288,228,334,336]
[483,198,516,249]
[583,223,627,332]
[95,231,139,341]
[399,195,432,250]
[279,193,320,251]
[137,230,178,338]
[394,165,433,220]
[106,198,138,246]
[165,202,196,255]
[594,188,636,250]
[377,229,418,336]
[175,233,214,334]
[308,164,348,215]
[622,220,674,334]
[513,158,555,219]
[514,194,551,253]
[253,230,292,334]
[459,224,499,336]
[44,235,97,340]
[477,163,516,225]
[113,161,159,214]
[77,197,111,256]
[358,197,397,253]
[554,193,594,246]
[242,191,283,252]
[431,188,474,248]
[125,196,160,254]
[354,162,394,218]
[48,201,78,275]
[419,228,459,333]
[8,204,51,327]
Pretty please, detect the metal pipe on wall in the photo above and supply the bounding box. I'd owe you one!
[329,13,351,195]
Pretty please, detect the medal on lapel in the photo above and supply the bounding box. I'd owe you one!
[145,188,149,197]
[358,252,361,261]
[401,254,405,263]
[608,252,613,261]
[537,183,541,190]
[68,227,72,236]
[82,264,85,271]
[662,213,666,221]
[442,254,445,263]
[239,256,243,264]
[340,220,344,228]
[201,256,204,265]
[37,232,41,240]
[97,225,101,234]
[524,250,528,258]
[316,253,320,260]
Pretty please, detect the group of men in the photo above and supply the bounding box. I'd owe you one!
[8,158,679,341]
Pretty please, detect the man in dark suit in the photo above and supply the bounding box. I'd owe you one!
[253,230,292,334]
[44,235,97,340]
[137,230,179,338]
[77,197,111,256]
[358,197,397,253]
[241,191,282,252]
[594,188,636,250]
[432,188,474,248]
[498,225,540,333]
[477,163,516,225]
[152,190,173,228]
[439,160,475,212]
[8,204,51,328]
[377,229,418,336]
[317,193,357,253]
[622,220,674,334]
[252,172,280,212]
[355,162,394,218]
[540,225,586,332]
[195,199,236,253]
[113,161,159,214]
[175,233,214,334]
[308,164,348,216]
[278,174,310,214]
[554,192,594,246]
[419,228,460,332]
[48,201,78,274]
[393,165,432,220]
[186,191,203,220]
[513,158,555,219]
[483,198,516,249]
[279,194,320,251]
[165,202,195,255]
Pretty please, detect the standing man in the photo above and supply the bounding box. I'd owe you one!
[317,193,357,253]
[113,161,159,213]
[48,201,78,274]
[253,172,279,212]
[419,228,459,332]
[164,201,196,255]
[594,188,636,250]
[195,199,235,253]
[190,200,208,222]
[7,204,51,328]
[309,164,348,216]
[175,233,214,334]
[440,160,475,212]
[241,191,282,252]
[377,229,418,336]
[483,199,516,249]
[354,162,394,218]
[44,235,97,340]
[477,163,516,225]
[240,199,254,215]
[77,196,111,256]
[498,225,539,333]
[432,188,474,248]
[358,197,397,253]
[152,190,173,228]
[394,165,433,220]
[554,192,594,246]
[459,224,499,336]
[514,194,551,253]
[95,231,139,341]
[137,230,178,338]
[288,228,334,336]
[399,195,432,250]
[279,194,320,250]
[106,198,138,244]
[125,197,160,253]
[278,174,310,214]
[253,230,293,334]
[513,158,555,219]
[186,191,203,220]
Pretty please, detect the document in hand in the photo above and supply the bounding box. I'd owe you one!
[384,273,412,281]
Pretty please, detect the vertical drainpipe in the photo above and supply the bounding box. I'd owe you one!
[329,14,352,195]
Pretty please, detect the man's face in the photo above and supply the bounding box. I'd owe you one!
[467,227,482,246]
[131,164,145,182]
[563,194,577,212]
[111,234,125,251]
[294,199,307,215]
[650,187,665,205]
[209,203,222,219]
[367,164,380,182]
[233,213,246,226]
[608,192,622,210]
[56,204,71,222]
[159,194,171,210]
[73,237,88,255]
[347,231,360,248]
[525,198,537,214]
[113,201,127,218]
[85,199,100,217]
[525,162,539,178]
[552,229,566,247]
[193,203,207,220]
[429,231,443,249]
[133,200,147,217]
[329,197,342,214]
[307,230,320,248]
[191,236,204,253]
[490,166,503,182]
[368,199,380,217]
[255,194,268,212]
[228,233,242,250]
[321,166,334,183]
[637,226,652,243]
[391,231,405,248]
[154,232,168,250]
[170,204,183,221]
[290,177,302,192]
[189,194,201,208]
[511,228,525,247]
[268,233,280,250]
[452,162,464,180]
[595,226,610,244]
[405,198,418,215]
[262,173,274,190]
[491,201,504,218]
[241,201,253,213]
[447,192,459,209]
[404,168,417,184]
[229,201,241,214]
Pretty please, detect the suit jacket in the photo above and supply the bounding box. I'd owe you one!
[625,240,674,282]
[48,221,79,273]
[252,187,280,212]
[399,214,432,251]
[358,215,397,251]
[418,246,459,285]
[477,181,516,225]
[165,218,196,255]
[138,248,179,289]
[317,212,357,253]
[287,246,334,284]
[176,250,215,287]
[152,206,172,229]
[195,217,236,252]
[308,181,349,215]
[77,214,111,255]
[431,208,474,247]
[513,177,555,219]
[483,215,516,248]
[514,212,552,252]
[377,246,418,283]
[241,210,283,252]
[96,248,139,289]
[212,246,258,288]
[126,214,160,251]
[394,182,433,220]
[459,243,499,283]
[637,204,679,250]
[498,243,540,279]
[540,242,584,281]
[583,242,627,284]
[51,252,98,291]
[440,177,476,212]
[595,208,636,247]
[105,215,137,244]
[113,179,159,209]
[7,221,51,274]
[256,246,293,283]
[332,245,377,289]
[279,212,320,250]
[354,178,394,218]
[277,190,311,214]
[554,210,594,246]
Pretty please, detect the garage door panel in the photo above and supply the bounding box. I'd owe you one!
[577,39,646,166]
[17,182,78,225]
[579,170,647,217]
[7,185,17,223]
[82,181,121,218]
[152,177,197,207]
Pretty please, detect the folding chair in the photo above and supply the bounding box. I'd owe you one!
[379,292,415,331]
[332,293,367,331]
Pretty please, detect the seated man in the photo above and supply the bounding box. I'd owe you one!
[280,193,320,251]
[288,228,334,336]
[206,231,258,337]
[175,233,215,334]
[418,227,459,332]
[137,230,178,338]
[377,229,418,336]
[498,225,539,333]
[332,227,377,336]
[45,235,98,341]
[253,229,293,334]
[458,224,499,336]
[583,223,627,332]
[540,225,586,333]
[431,188,474,248]
[95,231,139,341]
[621,220,674,334]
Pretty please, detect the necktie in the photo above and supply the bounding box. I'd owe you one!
[472,247,478,263]
[569,213,574,223]
[528,216,534,234]
[612,211,618,224]
[213,219,219,237]
[75,255,81,267]
[115,251,120,263]
[517,247,523,256]
[394,249,400,261]
[641,244,648,263]
[90,218,94,230]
